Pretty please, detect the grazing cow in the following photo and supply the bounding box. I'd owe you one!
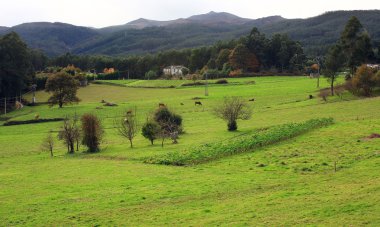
[180,103,184,105]
[195,101,202,106]
[249,98,255,102]
[126,110,133,115]
[15,101,24,109]
[309,95,314,99]
[159,103,165,108]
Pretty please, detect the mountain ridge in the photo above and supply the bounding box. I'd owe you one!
[1,10,379,57]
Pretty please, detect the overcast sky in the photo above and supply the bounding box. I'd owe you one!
[1,0,379,28]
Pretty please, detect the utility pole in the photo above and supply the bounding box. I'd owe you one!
[4,98,6,116]
[315,56,321,88]
[31,84,37,104]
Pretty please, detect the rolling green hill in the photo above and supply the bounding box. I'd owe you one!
[1,76,379,225]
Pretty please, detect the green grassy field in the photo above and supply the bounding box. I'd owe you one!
[1,76,379,226]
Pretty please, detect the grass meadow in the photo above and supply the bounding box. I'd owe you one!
[0,76,379,225]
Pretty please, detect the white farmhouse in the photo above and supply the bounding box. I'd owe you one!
[163,65,188,76]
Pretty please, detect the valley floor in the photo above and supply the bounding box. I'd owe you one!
[0,76,379,225]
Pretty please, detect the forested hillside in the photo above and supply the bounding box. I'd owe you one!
[1,10,379,57]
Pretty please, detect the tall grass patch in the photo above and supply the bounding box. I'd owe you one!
[145,118,334,166]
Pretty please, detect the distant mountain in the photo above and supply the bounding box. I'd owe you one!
[259,10,380,55]
[0,26,8,32]
[1,10,379,57]
[99,11,261,32]
[0,22,99,56]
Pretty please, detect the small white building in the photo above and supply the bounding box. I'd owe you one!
[366,64,380,70]
[163,65,188,76]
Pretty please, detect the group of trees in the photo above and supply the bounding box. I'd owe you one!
[0,32,34,99]
[141,107,183,147]
[43,106,185,156]
[42,113,104,155]
[323,16,378,96]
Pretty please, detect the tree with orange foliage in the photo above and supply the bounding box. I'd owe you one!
[351,65,378,96]
[229,44,260,72]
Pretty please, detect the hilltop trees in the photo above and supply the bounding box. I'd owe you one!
[340,16,374,75]
[45,72,80,108]
[46,27,305,78]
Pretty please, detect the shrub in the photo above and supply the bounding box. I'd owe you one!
[181,81,205,86]
[350,65,378,96]
[41,131,55,157]
[81,114,103,152]
[215,79,228,84]
[229,69,243,77]
[153,107,183,146]
[213,97,252,131]
[318,88,330,102]
[142,121,161,145]
[3,118,64,126]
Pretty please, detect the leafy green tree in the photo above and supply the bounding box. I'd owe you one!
[189,47,211,72]
[45,72,80,108]
[145,70,157,80]
[154,107,183,146]
[215,49,231,70]
[141,121,161,145]
[245,27,268,68]
[323,45,345,96]
[340,16,373,75]
[0,32,32,98]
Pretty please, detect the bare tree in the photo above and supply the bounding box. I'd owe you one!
[41,131,55,157]
[213,96,253,131]
[116,110,138,148]
[58,117,80,153]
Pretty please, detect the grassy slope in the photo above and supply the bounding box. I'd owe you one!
[0,76,379,225]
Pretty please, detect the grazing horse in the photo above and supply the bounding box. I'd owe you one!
[249,98,255,102]
[126,110,133,115]
[159,103,166,108]
[195,101,202,106]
